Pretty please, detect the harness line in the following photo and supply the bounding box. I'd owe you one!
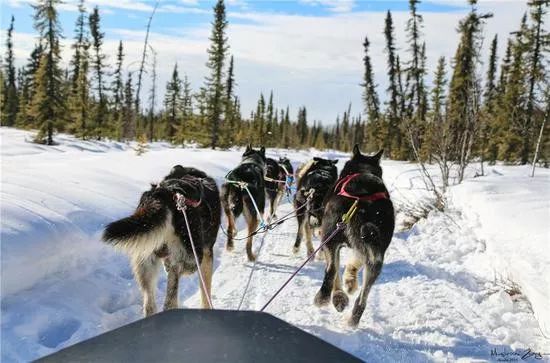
[236,190,315,310]
[259,187,365,312]
[175,193,214,310]
[260,221,346,312]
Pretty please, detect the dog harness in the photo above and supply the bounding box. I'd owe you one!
[171,177,204,208]
[334,173,389,202]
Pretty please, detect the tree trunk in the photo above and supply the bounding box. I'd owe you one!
[531,96,549,177]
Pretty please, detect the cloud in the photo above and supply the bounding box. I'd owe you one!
[300,0,356,13]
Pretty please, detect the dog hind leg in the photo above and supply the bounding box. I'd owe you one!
[132,256,161,317]
[224,205,236,252]
[348,248,383,327]
[331,247,349,312]
[243,203,259,262]
[163,261,180,311]
[314,245,338,307]
[293,209,306,254]
[199,248,214,309]
[343,252,362,294]
[304,222,314,256]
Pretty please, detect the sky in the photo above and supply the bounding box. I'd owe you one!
[0,0,535,124]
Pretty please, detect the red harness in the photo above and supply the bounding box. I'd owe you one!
[173,193,202,209]
[334,173,389,202]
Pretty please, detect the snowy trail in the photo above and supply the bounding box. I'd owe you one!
[1,128,549,362]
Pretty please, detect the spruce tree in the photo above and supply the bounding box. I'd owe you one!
[70,0,87,92]
[226,55,235,101]
[30,0,65,145]
[205,0,229,149]
[297,106,308,146]
[384,10,399,156]
[446,0,492,181]
[181,74,193,134]
[111,41,124,135]
[89,6,107,139]
[334,116,341,150]
[362,37,380,123]
[283,106,290,149]
[223,55,235,146]
[254,93,265,144]
[68,0,90,137]
[495,14,529,162]
[122,73,135,140]
[361,36,380,124]
[147,46,157,142]
[164,63,182,141]
[522,0,549,164]
[432,57,447,123]
[484,35,499,109]
[483,35,498,164]
[427,57,448,171]
[2,16,18,127]
[266,91,274,146]
[405,0,426,120]
[17,43,44,127]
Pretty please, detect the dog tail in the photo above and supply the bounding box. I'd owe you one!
[296,159,315,181]
[222,183,243,217]
[102,198,172,260]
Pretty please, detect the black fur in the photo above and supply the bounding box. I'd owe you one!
[293,157,338,255]
[314,145,394,327]
[221,145,267,261]
[265,157,294,217]
[102,166,221,315]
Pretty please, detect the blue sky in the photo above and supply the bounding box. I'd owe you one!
[0,0,529,124]
[2,1,467,33]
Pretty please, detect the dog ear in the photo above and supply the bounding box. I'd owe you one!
[352,144,362,157]
[260,146,265,156]
[245,144,252,152]
[331,159,338,165]
[372,149,383,163]
[313,157,322,163]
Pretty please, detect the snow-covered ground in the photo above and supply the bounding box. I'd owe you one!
[1,127,549,362]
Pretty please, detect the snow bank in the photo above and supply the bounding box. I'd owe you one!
[450,165,550,337]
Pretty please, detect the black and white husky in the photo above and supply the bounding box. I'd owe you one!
[221,146,266,262]
[102,166,221,316]
[314,146,394,327]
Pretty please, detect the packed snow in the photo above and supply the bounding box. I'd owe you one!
[1,127,549,362]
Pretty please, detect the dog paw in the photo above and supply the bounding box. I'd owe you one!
[163,303,178,311]
[314,291,330,307]
[247,253,257,262]
[332,291,349,312]
[292,246,300,254]
[347,315,361,328]
[307,248,315,257]
[316,250,326,261]
[226,244,234,252]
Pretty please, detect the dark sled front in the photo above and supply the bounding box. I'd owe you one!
[36,309,361,363]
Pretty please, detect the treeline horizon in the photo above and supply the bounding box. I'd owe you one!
[0,0,548,167]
